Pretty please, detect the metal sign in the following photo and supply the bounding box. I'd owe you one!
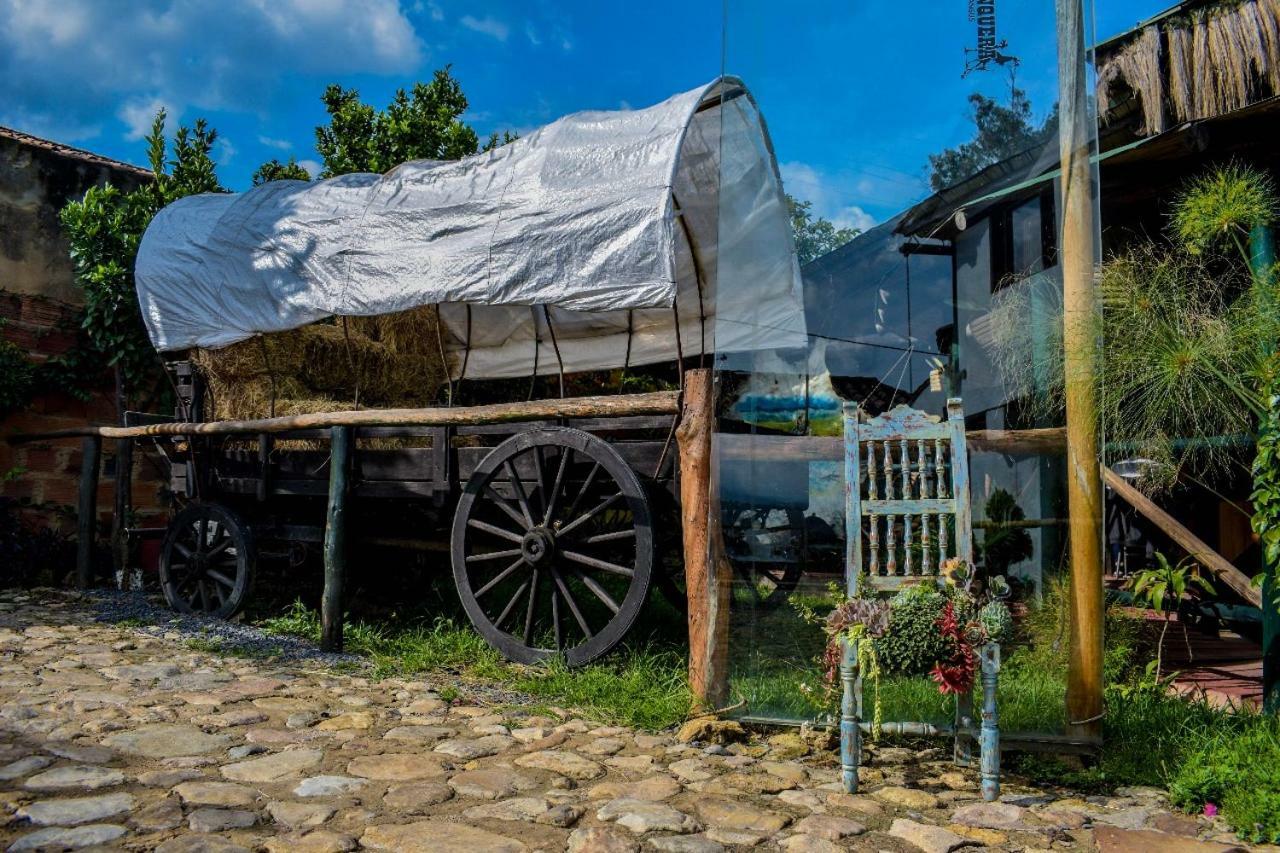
[963,1,1020,77]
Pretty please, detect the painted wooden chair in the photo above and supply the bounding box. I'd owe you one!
[840,398,1001,800]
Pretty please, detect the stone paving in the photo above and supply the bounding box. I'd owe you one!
[0,589,1264,852]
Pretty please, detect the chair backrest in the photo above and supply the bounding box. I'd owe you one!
[843,398,972,593]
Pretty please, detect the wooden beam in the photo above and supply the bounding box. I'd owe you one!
[77,435,101,589]
[1058,0,1106,740]
[6,391,682,442]
[1103,466,1261,607]
[322,426,352,652]
[678,369,729,711]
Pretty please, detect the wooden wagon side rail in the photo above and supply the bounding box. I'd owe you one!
[5,391,683,443]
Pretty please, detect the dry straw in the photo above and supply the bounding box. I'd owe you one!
[1098,0,1280,135]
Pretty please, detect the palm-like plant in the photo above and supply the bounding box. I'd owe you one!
[1127,552,1215,684]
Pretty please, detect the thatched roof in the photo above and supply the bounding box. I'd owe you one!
[1098,0,1280,135]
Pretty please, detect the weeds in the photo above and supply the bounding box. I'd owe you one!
[260,601,691,729]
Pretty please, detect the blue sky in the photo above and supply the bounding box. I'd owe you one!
[1,0,1168,225]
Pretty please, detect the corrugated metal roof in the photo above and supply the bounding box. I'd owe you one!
[0,125,151,178]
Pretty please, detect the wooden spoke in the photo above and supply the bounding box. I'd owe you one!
[551,566,594,639]
[580,528,636,544]
[566,565,621,614]
[557,491,623,537]
[523,568,540,645]
[474,557,528,598]
[563,461,601,521]
[484,484,530,530]
[465,547,523,563]
[502,459,535,527]
[561,549,634,577]
[206,569,237,589]
[551,579,563,650]
[466,518,524,544]
[206,536,232,560]
[543,447,571,525]
[173,542,193,560]
[494,578,531,631]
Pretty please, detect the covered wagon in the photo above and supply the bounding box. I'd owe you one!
[54,78,809,665]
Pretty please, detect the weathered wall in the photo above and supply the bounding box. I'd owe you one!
[0,128,164,539]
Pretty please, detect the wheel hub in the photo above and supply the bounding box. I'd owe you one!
[521,527,556,567]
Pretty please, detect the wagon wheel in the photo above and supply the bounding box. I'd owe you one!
[159,503,255,619]
[452,428,653,666]
[724,507,805,609]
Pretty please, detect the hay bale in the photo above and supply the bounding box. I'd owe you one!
[191,311,451,421]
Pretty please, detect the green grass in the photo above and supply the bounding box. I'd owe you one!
[260,601,691,730]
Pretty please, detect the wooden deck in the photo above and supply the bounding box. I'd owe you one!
[1128,607,1264,709]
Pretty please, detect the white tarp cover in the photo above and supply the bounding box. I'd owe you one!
[135,77,805,379]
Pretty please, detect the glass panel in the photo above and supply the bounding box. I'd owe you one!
[715,0,1102,732]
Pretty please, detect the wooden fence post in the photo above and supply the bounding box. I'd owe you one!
[77,435,102,589]
[678,369,730,711]
[111,438,133,583]
[1057,0,1105,739]
[322,425,352,652]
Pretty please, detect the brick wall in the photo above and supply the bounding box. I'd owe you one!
[0,128,165,539]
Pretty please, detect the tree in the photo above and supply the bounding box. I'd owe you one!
[315,66,484,177]
[252,157,312,185]
[927,88,1057,192]
[60,110,225,404]
[787,194,860,265]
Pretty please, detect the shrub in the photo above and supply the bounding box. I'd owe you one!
[1169,716,1280,844]
[873,584,973,676]
[0,339,36,415]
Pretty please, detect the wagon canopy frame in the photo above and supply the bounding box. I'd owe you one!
[136,77,806,380]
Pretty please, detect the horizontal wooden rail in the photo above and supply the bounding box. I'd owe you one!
[6,391,682,443]
[1103,466,1261,607]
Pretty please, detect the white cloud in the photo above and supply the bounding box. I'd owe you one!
[425,0,444,22]
[460,14,508,41]
[258,136,292,150]
[525,22,541,46]
[118,96,178,140]
[298,159,322,179]
[216,136,236,165]
[0,0,424,141]
[780,159,921,229]
[833,205,877,233]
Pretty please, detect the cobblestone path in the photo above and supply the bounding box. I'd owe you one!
[0,590,1258,852]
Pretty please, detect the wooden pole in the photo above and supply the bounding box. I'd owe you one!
[7,390,681,442]
[677,369,729,711]
[322,425,352,652]
[1057,0,1105,739]
[76,435,102,589]
[111,438,133,584]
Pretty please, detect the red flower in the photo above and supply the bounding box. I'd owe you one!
[929,601,976,695]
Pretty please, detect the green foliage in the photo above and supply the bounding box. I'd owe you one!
[872,585,958,676]
[1252,370,1280,609]
[786,194,860,265]
[987,162,1280,491]
[1172,162,1278,254]
[1129,552,1215,614]
[1168,715,1280,844]
[252,157,312,185]
[483,130,519,152]
[927,88,1057,192]
[315,67,486,177]
[977,600,1014,643]
[59,110,224,398]
[978,488,1034,575]
[0,339,36,414]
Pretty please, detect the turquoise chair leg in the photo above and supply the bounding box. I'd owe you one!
[840,638,861,793]
[979,641,1001,801]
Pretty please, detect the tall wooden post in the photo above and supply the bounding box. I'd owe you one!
[76,435,102,589]
[1057,0,1105,739]
[322,426,352,652]
[678,369,730,710]
[111,438,133,584]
